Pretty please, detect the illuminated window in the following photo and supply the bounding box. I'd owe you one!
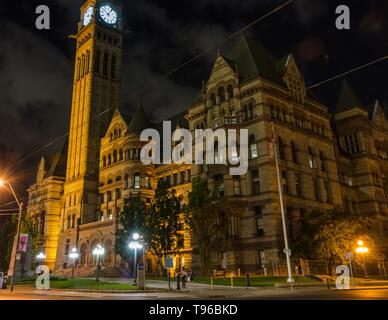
[249,135,258,159]
[134,173,140,189]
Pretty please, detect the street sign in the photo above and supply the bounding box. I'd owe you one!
[345,252,354,260]
[165,257,173,269]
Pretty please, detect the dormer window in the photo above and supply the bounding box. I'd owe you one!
[218,87,225,103]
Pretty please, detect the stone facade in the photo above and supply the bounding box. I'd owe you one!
[25,0,388,276]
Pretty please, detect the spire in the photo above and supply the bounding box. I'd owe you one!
[335,79,364,114]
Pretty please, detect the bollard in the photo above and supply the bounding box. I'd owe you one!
[264,267,267,276]
[246,274,250,288]
[237,268,241,277]
[176,273,181,291]
[210,277,214,290]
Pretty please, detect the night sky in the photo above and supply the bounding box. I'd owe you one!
[0,0,387,204]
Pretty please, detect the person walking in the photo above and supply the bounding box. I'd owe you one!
[181,267,187,289]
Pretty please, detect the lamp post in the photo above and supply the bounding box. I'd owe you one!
[129,233,143,286]
[36,252,46,264]
[0,179,23,292]
[69,248,79,279]
[355,240,369,278]
[92,244,104,282]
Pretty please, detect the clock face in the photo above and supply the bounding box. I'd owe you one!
[83,6,94,26]
[99,5,117,25]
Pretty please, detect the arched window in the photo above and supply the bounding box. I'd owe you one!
[71,214,75,228]
[218,87,225,102]
[94,50,101,74]
[124,173,129,189]
[113,150,117,162]
[81,54,86,78]
[119,149,123,161]
[76,57,81,80]
[80,244,87,266]
[210,93,216,106]
[110,133,113,142]
[278,137,285,160]
[248,103,254,119]
[39,211,45,234]
[111,54,116,78]
[291,141,298,163]
[134,173,141,189]
[114,129,118,139]
[85,51,90,75]
[243,105,248,121]
[249,135,258,159]
[103,52,109,76]
[108,154,112,165]
[227,85,233,99]
[319,151,326,171]
[67,215,71,229]
[308,147,315,168]
[103,240,113,265]
[145,175,151,189]
[102,156,107,167]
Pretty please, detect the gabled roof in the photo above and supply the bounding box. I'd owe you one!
[225,33,284,85]
[335,79,364,114]
[44,138,68,178]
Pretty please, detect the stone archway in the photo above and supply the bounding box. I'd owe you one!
[79,243,88,266]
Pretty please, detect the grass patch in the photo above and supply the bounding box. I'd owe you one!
[147,275,320,287]
[16,278,138,291]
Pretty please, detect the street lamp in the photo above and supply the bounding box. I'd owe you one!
[36,252,46,264]
[0,179,23,292]
[92,244,104,282]
[69,248,79,279]
[355,239,369,278]
[129,232,143,286]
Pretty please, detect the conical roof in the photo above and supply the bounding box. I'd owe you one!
[127,100,152,134]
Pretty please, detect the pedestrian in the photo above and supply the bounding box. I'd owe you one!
[181,267,187,289]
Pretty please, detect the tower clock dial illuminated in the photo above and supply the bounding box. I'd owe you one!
[83,6,94,26]
[99,5,117,24]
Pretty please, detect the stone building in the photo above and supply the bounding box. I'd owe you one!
[25,0,388,276]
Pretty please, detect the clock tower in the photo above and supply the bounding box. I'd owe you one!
[64,0,123,228]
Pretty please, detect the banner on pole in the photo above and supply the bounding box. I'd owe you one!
[18,234,29,253]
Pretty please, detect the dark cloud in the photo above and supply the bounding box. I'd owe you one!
[0,0,387,195]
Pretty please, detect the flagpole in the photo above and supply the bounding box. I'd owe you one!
[271,122,294,287]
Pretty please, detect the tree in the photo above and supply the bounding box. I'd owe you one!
[144,179,183,271]
[115,195,146,264]
[0,216,15,271]
[293,208,377,270]
[184,177,229,276]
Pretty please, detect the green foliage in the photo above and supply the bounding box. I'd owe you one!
[184,177,229,275]
[144,179,183,268]
[115,195,146,262]
[293,208,377,264]
[0,216,15,271]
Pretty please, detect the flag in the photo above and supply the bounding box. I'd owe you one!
[269,132,275,161]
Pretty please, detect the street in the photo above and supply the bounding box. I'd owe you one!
[1,282,388,300]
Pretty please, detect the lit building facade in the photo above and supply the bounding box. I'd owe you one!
[25,0,388,275]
